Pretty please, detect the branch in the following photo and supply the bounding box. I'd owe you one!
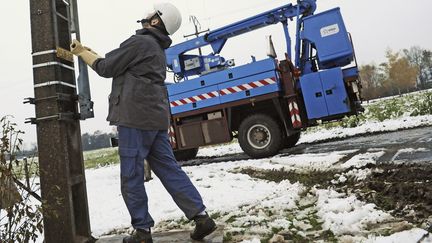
[12,178,42,202]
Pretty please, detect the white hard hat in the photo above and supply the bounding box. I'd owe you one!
[153,2,182,35]
[143,8,155,20]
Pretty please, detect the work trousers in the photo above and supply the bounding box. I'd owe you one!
[118,126,206,229]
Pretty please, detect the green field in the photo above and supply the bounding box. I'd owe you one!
[83,147,119,169]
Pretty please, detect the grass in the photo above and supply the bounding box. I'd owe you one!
[223,232,233,242]
[12,148,120,179]
[236,167,336,187]
[83,148,119,169]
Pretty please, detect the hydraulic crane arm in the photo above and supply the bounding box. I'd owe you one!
[166,0,316,77]
[206,0,316,46]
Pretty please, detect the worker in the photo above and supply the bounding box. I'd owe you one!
[70,2,216,243]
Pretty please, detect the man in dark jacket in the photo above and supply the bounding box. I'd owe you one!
[70,3,216,243]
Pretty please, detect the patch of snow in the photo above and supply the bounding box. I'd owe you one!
[300,115,432,144]
[314,188,392,236]
[293,218,313,231]
[391,147,430,161]
[341,151,385,168]
[197,142,242,157]
[270,151,351,171]
[365,228,432,243]
[268,218,292,230]
[345,168,373,181]
[222,150,357,173]
[399,148,429,153]
[241,238,261,243]
[331,174,347,184]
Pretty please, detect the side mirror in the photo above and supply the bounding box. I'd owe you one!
[267,35,277,59]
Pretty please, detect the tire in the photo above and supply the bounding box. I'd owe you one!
[238,114,283,159]
[173,148,199,162]
[284,132,301,149]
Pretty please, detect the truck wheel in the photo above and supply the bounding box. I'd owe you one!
[284,132,301,148]
[238,114,283,158]
[174,148,199,162]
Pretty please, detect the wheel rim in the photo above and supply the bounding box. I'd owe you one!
[247,124,271,149]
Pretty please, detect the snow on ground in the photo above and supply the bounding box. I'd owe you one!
[85,145,431,242]
[86,159,305,236]
[391,147,431,162]
[314,188,392,236]
[197,142,243,157]
[341,151,386,169]
[365,228,432,243]
[300,115,432,144]
[271,150,354,171]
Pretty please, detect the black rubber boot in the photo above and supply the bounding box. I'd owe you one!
[123,229,153,243]
[190,213,217,241]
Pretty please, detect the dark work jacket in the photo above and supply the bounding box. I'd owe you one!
[93,28,172,130]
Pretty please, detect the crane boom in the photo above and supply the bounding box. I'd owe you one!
[166,0,316,78]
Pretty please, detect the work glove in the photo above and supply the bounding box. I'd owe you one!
[70,39,102,67]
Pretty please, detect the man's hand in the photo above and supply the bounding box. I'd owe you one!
[70,39,86,56]
[70,39,102,67]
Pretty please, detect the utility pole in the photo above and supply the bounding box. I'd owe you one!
[28,0,93,242]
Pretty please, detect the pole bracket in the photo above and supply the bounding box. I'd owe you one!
[25,112,78,125]
[24,93,78,105]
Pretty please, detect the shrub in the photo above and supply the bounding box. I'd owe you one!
[0,116,43,243]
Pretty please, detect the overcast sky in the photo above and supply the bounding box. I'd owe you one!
[0,0,431,147]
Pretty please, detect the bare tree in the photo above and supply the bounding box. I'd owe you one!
[403,46,432,89]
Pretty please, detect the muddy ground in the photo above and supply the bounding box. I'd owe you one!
[239,162,432,238]
[351,163,432,226]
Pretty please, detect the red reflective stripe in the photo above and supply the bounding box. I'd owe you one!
[238,85,247,91]
[260,80,270,85]
[208,92,217,98]
[227,87,236,93]
[293,121,302,128]
[249,82,258,88]
[290,108,300,117]
[171,77,277,107]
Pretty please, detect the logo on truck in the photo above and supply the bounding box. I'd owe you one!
[320,24,340,38]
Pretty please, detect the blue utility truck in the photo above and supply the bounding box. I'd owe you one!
[167,0,363,160]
